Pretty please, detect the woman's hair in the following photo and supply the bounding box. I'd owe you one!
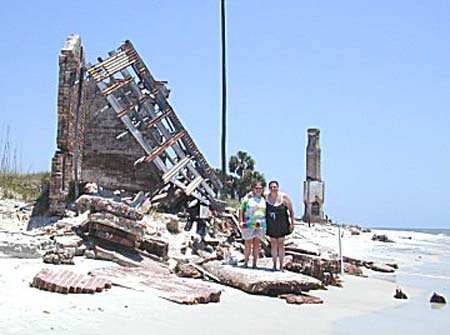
[268,180,279,188]
[252,180,266,189]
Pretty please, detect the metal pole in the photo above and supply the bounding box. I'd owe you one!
[338,225,344,275]
[220,0,227,192]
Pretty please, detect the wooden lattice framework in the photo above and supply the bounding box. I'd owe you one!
[86,41,221,206]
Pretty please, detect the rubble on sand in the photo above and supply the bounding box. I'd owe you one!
[31,268,112,294]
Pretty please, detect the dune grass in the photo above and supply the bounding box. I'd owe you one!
[0,125,50,201]
[0,170,50,201]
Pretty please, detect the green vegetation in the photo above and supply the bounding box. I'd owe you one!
[216,150,265,200]
[0,171,50,201]
[0,125,49,201]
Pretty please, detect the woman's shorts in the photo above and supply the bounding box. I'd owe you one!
[240,228,266,241]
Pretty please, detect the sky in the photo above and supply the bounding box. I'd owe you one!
[0,1,449,229]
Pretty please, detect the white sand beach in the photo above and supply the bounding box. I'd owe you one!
[0,199,448,335]
[0,257,410,335]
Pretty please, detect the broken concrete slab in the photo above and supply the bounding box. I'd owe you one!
[200,260,323,296]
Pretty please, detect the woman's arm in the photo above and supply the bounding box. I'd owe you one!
[239,198,247,225]
[283,193,295,230]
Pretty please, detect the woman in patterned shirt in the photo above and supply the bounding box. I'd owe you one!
[239,181,266,268]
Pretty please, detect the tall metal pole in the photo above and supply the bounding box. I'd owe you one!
[220,0,227,191]
[338,224,344,275]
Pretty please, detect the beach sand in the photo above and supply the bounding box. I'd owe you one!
[0,199,445,334]
[0,256,416,335]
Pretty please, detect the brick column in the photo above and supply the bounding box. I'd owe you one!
[49,34,86,215]
[303,128,325,223]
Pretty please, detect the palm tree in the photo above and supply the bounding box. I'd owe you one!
[229,151,265,199]
[229,151,255,178]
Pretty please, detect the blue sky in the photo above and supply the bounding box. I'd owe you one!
[1,1,449,228]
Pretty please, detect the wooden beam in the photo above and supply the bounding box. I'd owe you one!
[162,156,191,183]
[144,130,185,163]
[102,77,134,96]
[145,108,174,129]
[185,176,204,196]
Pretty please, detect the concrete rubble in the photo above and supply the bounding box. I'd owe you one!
[1,194,404,306]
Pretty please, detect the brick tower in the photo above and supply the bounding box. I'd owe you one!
[303,128,325,223]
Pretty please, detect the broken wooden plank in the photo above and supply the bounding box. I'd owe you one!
[162,156,191,183]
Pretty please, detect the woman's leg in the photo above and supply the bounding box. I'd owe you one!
[270,237,279,270]
[278,237,285,271]
[244,238,252,267]
[252,237,260,268]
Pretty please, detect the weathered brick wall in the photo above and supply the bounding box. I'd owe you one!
[81,80,162,192]
[49,35,86,215]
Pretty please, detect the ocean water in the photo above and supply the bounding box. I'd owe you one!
[332,228,450,334]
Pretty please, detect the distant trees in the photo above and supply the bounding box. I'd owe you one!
[216,150,265,200]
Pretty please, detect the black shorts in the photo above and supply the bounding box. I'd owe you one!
[266,220,290,238]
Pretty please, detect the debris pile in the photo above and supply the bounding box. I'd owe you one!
[343,255,397,274]
[285,250,341,286]
[76,195,169,260]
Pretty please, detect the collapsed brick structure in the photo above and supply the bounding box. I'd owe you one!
[49,35,221,215]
